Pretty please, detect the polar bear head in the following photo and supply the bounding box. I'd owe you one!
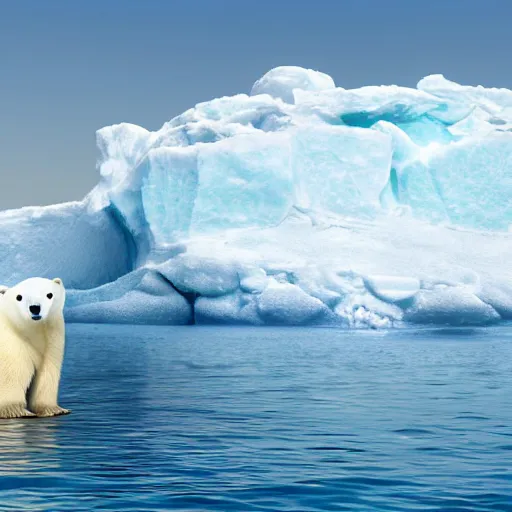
[0,277,65,327]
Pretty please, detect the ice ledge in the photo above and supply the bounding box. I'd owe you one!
[63,213,512,328]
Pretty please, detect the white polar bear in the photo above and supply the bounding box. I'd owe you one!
[0,277,70,418]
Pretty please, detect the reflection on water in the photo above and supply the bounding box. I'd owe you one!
[0,418,60,473]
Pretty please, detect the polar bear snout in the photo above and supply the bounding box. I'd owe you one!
[29,305,41,315]
[29,304,41,320]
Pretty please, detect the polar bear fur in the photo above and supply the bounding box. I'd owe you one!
[0,277,69,418]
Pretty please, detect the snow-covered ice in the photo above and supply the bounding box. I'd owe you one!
[251,66,336,104]
[1,66,511,327]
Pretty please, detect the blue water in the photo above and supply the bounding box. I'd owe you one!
[0,325,511,511]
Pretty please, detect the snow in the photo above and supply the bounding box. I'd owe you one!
[250,66,335,104]
[2,66,512,328]
[293,84,451,125]
[417,74,512,117]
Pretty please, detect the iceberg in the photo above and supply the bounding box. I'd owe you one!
[1,66,511,327]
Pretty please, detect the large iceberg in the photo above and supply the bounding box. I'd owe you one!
[2,67,512,327]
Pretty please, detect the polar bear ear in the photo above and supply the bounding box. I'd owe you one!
[53,278,63,286]
[0,286,8,295]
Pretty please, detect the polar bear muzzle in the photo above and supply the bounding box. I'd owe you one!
[29,304,42,320]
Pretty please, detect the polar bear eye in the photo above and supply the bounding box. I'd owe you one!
[47,293,53,299]
[16,295,22,302]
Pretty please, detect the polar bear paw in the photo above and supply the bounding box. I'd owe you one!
[0,404,36,419]
[33,405,71,418]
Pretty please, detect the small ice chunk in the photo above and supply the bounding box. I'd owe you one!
[96,123,153,186]
[477,281,512,319]
[294,267,342,308]
[418,74,512,118]
[239,267,268,293]
[405,287,500,325]
[159,255,240,297]
[335,293,403,328]
[251,66,335,104]
[256,280,330,325]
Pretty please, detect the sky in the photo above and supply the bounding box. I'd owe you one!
[1,0,511,210]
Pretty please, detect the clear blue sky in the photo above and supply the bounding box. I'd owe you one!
[1,0,511,209]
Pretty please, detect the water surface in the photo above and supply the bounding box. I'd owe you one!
[0,324,511,511]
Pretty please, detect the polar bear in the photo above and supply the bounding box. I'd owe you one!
[0,277,70,418]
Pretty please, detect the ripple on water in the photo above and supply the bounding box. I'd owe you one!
[0,324,510,512]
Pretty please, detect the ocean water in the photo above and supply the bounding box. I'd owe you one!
[0,324,511,511]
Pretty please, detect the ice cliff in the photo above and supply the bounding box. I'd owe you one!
[1,66,511,327]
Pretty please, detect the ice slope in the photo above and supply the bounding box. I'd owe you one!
[65,268,191,325]
[0,202,133,289]
[2,66,512,327]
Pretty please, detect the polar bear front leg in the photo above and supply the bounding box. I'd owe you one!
[0,355,36,419]
[28,362,70,417]
[28,321,70,418]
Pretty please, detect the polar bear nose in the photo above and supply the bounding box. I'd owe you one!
[29,305,41,316]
